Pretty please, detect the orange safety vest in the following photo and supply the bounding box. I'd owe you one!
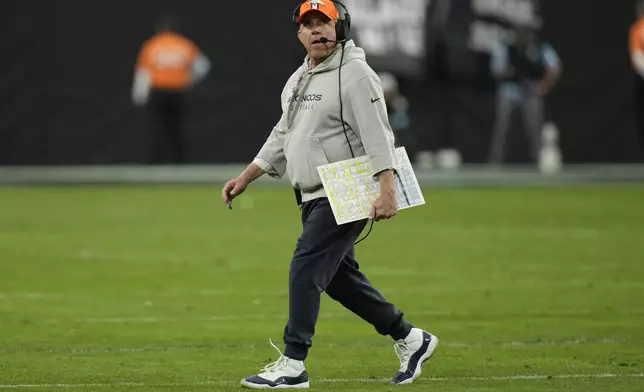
[630,19,644,58]
[135,32,200,90]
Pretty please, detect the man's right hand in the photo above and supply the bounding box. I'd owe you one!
[222,177,248,207]
[221,162,267,208]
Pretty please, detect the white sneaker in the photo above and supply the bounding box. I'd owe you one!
[241,340,310,389]
[391,328,439,385]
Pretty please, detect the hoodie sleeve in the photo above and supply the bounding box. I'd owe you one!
[253,67,306,179]
[344,75,397,176]
[254,110,287,179]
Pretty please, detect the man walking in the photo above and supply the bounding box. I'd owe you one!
[221,0,437,389]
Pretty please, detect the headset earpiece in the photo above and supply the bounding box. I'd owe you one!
[333,0,351,41]
[292,3,300,24]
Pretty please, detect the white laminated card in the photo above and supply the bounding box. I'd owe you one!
[317,147,425,225]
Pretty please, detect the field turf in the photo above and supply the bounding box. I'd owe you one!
[1,185,643,391]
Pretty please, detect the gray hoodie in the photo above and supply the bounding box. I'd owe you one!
[253,40,397,203]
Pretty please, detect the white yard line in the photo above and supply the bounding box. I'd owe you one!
[0,373,641,389]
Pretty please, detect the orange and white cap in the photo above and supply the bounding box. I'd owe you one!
[297,0,340,23]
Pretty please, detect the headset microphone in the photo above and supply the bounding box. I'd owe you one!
[319,37,347,44]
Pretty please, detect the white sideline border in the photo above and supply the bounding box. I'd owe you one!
[0,373,642,389]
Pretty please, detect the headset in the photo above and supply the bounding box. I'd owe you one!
[291,1,374,244]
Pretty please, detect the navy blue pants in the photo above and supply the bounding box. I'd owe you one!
[283,197,413,360]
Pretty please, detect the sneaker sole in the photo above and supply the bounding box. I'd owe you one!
[396,334,439,385]
[240,380,310,389]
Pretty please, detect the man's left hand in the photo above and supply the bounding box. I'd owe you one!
[370,191,398,221]
[370,169,398,221]
[369,196,398,222]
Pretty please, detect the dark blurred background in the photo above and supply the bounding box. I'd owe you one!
[2,0,643,166]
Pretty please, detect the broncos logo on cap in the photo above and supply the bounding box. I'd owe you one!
[298,0,339,22]
[308,0,325,9]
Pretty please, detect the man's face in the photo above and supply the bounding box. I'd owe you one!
[298,12,338,60]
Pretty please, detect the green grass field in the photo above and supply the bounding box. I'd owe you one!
[1,185,643,391]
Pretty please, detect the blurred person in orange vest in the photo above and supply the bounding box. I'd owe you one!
[132,14,211,163]
[630,0,644,149]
